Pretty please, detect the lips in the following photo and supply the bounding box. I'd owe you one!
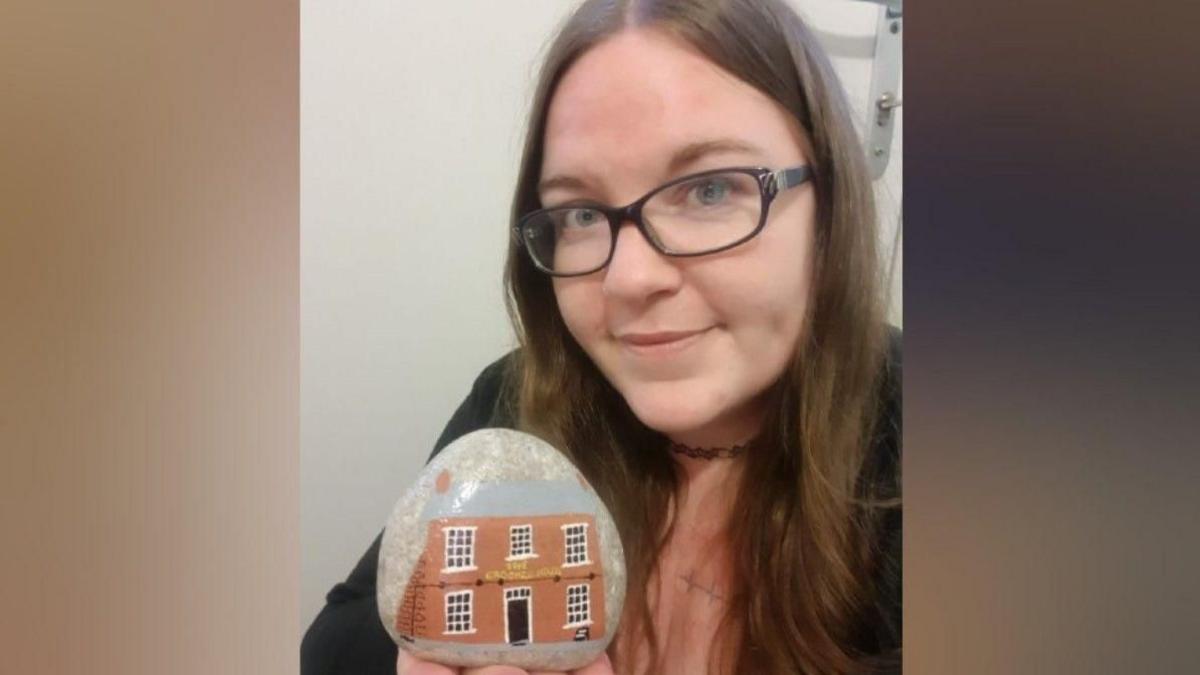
[619,330,704,345]
[615,328,710,354]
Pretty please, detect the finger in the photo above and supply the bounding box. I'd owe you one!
[571,652,615,675]
[397,649,460,675]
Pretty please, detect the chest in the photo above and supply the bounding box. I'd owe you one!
[625,535,737,675]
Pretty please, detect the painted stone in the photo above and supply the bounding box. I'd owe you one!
[377,428,626,671]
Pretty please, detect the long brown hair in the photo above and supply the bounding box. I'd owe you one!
[502,1,895,672]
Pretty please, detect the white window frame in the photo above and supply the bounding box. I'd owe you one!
[441,525,478,572]
[443,589,476,635]
[563,583,592,628]
[506,523,537,561]
[561,522,590,567]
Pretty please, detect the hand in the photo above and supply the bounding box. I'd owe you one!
[397,650,615,675]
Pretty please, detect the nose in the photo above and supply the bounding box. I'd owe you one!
[601,220,682,302]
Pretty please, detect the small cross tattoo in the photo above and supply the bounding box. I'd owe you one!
[679,570,726,605]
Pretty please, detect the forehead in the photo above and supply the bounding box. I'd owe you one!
[542,28,808,188]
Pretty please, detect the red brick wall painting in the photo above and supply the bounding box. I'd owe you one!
[396,513,606,646]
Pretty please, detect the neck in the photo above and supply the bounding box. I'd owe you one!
[668,444,745,537]
[671,448,741,480]
[663,401,764,532]
[667,394,767,451]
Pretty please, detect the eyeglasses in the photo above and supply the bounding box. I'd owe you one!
[514,165,812,277]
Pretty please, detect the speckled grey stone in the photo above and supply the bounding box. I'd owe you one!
[377,428,626,671]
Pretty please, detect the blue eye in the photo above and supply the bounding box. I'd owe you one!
[563,208,603,228]
[691,179,732,206]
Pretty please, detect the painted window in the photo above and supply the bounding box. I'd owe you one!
[505,586,532,602]
[562,523,590,566]
[565,583,591,626]
[442,526,477,571]
[444,590,474,634]
[508,524,534,559]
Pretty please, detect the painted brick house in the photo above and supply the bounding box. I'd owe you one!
[395,469,608,649]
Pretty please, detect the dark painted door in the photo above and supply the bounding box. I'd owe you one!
[507,598,530,645]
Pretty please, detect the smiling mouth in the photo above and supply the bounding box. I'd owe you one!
[616,328,710,353]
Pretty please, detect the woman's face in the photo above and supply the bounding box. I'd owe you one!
[541,28,817,448]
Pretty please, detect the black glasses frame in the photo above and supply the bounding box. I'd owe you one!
[514,165,813,277]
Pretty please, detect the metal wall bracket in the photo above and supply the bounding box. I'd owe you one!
[849,0,903,179]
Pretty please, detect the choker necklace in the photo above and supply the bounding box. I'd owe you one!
[668,441,747,460]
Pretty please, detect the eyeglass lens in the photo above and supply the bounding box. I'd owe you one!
[521,170,763,275]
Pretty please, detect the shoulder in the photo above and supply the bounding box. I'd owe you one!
[301,351,525,674]
[862,325,902,658]
[427,350,521,459]
[864,326,901,494]
[470,350,517,402]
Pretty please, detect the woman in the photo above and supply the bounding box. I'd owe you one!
[302,0,900,673]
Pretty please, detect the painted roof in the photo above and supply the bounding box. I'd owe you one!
[418,479,599,521]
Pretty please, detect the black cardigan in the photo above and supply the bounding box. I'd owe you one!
[301,339,901,674]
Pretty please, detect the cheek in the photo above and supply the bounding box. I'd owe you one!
[768,260,814,343]
[552,278,606,342]
[768,213,817,329]
[720,228,815,352]
[732,276,808,348]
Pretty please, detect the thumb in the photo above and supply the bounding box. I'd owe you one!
[397,649,460,675]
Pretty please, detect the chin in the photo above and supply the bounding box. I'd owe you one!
[614,375,769,447]
[618,384,719,437]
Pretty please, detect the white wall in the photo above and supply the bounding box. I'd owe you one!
[301,0,901,631]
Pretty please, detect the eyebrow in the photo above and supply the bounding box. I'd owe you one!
[537,138,767,198]
[537,174,589,196]
[665,138,767,174]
